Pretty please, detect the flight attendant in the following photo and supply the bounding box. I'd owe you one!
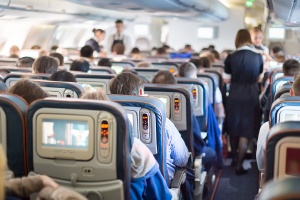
[85,28,105,53]
[107,19,131,54]
[223,29,263,175]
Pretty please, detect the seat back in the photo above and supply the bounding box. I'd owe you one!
[205,68,223,88]
[89,66,116,74]
[265,122,300,183]
[151,62,178,74]
[0,58,18,66]
[31,80,85,98]
[0,94,28,177]
[4,73,50,88]
[0,80,7,92]
[26,98,132,200]
[108,95,168,182]
[74,74,115,94]
[270,96,300,127]
[197,73,218,105]
[271,76,294,102]
[274,84,292,101]
[270,69,283,86]
[0,66,32,74]
[144,84,194,155]
[134,68,160,82]
[177,78,208,131]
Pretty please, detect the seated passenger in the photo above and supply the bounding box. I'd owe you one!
[109,72,189,182]
[97,58,112,68]
[136,61,153,68]
[7,79,49,105]
[261,59,300,122]
[50,52,64,66]
[32,56,58,74]
[9,45,20,58]
[0,145,87,200]
[130,47,144,60]
[257,75,300,173]
[80,45,94,66]
[81,90,172,200]
[16,57,35,68]
[70,59,90,73]
[50,70,76,82]
[112,43,125,55]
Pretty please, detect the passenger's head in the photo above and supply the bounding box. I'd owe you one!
[291,75,300,96]
[16,57,35,68]
[70,59,90,72]
[152,70,177,84]
[110,72,144,96]
[184,44,193,52]
[32,56,58,74]
[282,59,300,76]
[199,56,211,68]
[208,45,215,50]
[131,47,140,54]
[50,70,76,82]
[271,46,283,56]
[211,50,220,61]
[200,51,215,63]
[93,28,105,41]
[51,45,59,51]
[38,50,48,57]
[31,45,41,50]
[115,19,124,34]
[9,45,20,56]
[98,58,112,67]
[249,26,263,47]
[157,47,167,55]
[178,62,197,78]
[50,52,64,66]
[235,29,252,49]
[112,43,125,55]
[189,58,202,70]
[80,45,94,59]
[81,90,108,101]
[7,79,49,104]
[136,61,153,68]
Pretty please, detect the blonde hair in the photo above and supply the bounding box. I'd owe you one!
[0,145,6,200]
[81,90,109,101]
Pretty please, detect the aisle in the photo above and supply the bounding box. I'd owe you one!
[211,159,259,200]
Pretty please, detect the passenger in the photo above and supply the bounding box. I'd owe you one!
[38,50,48,57]
[249,26,269,54]
[136,61,153,68]
[180,44,194,53]
[85,28,105,53]
[208,44,215,51]
[16,57,34,68]
[220,49,233,61]
[9,45,20,58]
[7,79,49,104]
[50,45,59,52]
[31,45,41,50]
[200,51,215,63]
[70,59,90,73]
[80,45,94,66]
[50,52,64,66]
[257,75,300,173]
[270,46,284,58]
[110,72,189,182]
[81,89,172,200]
[223,29,263,175]
[210,50,222,64]
[50,70,76,82]
[112,43,125,55]
[107,19,131,54]
[32,56,58,74]
[97,58,112,67]
[199,56,212,69]
[156,47,167,56]
[130,47,144,59]
[261,59,300,122]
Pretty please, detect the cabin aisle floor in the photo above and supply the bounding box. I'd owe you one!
[210,159,259,200]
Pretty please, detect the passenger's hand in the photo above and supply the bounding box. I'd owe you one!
[40,175,59,188]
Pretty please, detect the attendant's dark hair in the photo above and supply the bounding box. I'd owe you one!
[152,70,177,84]
[283,59,300,77]
[110,72,143,96]
[235,29,252,49]
[115,19,123,24]
[50,70,76,82]
[7,79,49,104]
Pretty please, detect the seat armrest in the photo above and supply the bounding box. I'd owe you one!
[171,169,186,188]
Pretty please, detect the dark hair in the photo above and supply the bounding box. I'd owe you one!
[7,78,49,104]
[70,59,90,72]
[92,28,105,34]
[185,44,192,49]
[115,19,123,24]
[31,45,41,50]
[110,72,143,96]
[199,56,211,68]
[50,70,76,82]
[32,56,58,74]
[208,45,215,50]
[235,29,252,48]
[112,43,125,55]
[50,52,64,66]
[17,57,35,68]
[189,58,202,69]
[51,45,59,51]
[211,50,220,60]
[152,70,177,84]
[283,59,300,76]
[80,45,94,58]
[292,75,300,96]
[178,62,197,78]
[272,46,282,54]
[131,47,140,54]
[9,54,19,59]
[157,47,167,55]
[98,58,112,67]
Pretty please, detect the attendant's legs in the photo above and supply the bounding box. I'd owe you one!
[236,137,249,171]
[229,136,238,166]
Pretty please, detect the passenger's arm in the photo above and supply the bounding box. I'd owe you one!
[166,119,189,167]
[5,175,58,198]
[256,122,270,173]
